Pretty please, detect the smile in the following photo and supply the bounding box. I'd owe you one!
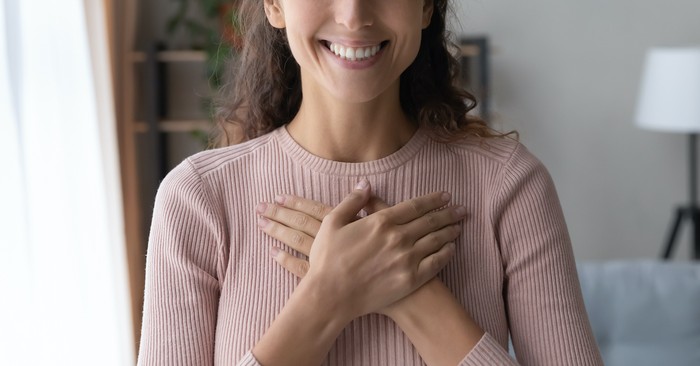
[322,41,387,61]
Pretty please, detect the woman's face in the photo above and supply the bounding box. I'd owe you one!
[264,0,433,104]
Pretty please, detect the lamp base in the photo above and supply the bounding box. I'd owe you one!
[661,205,700,259]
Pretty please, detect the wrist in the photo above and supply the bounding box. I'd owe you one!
[382,278,442,321]
[381,278,484,366]
[299,271,357,325]
[252,273,354,365]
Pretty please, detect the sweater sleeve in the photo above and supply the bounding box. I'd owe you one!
[137,159,232,365]
[460,143,602,365]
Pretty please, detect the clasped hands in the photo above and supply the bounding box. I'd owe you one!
[255,179,466,320]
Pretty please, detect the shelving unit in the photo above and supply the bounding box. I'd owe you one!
[117,43,217,351]
[114,1,225,355]
[130,49,211,136]
[134,48,211,133]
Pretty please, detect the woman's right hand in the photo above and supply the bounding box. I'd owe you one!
[258,179,466,319]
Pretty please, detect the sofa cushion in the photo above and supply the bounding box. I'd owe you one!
[577,260,700,366]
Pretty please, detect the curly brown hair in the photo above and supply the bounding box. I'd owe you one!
[212,0,507,147]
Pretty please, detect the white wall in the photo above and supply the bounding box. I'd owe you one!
[454,0,700,260]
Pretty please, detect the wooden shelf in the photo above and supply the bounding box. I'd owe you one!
[130,50,207,63]
[135,119,211,133]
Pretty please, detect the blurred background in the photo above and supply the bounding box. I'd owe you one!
[2,0,699,365]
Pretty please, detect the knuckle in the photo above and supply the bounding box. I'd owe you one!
[429,234,442,247]
[387,230,407,245]
[268,222,280,236]
[294,213,309,227]
[374,212,392,227]
[310,220,322,233]
[286,196,299,209]
[291,232,303,246]
[425,214,437,229]
[296,261,310,276]
[310,203,325,218]
[277,251,289,266]
[269,204,279,218]
[409,199,422,215]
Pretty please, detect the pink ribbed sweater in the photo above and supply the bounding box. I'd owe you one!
[137,126,603,365]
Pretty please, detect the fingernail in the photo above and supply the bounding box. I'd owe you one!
[257,217,269,227]
[355,179,369,190]
[256,203,267,214]
[455,206,467,216]
[441,192,451,202]
[270,246,280,259]
[274,195,286,205]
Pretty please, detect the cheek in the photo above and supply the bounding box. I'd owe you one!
[282,12,321,61]
[394,29,424,69]
[285,30,316,69]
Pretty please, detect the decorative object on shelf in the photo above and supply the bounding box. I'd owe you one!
[635,47,700,259]
[162,0,241,148]
[166,0,241,88]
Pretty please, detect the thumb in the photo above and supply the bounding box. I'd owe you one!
[364,195,390,215]
[327,179,372,225]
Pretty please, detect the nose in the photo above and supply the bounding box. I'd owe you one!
[334,0,374,30]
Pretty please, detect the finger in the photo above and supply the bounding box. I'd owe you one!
[364,195,390,215]
[325,179,372,225]
[256,202,321,237]
[259,217,314,256]
[402,205,466,239]
[271,247,310,278]
[412,224,461,259]
[415,241,456,284]
[274,195,333,222]
[382,191,452,224]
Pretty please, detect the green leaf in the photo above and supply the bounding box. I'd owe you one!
[165,0,188,34]
[202,0,222,18]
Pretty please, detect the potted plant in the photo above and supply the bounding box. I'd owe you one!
[165,0,241,145]
[166,0,241,88]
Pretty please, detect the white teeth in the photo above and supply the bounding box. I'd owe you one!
[328,42,382,61]
[345,47,355,60]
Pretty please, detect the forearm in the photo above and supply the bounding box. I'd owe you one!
[385,279,484,366]
[252,276,353,366]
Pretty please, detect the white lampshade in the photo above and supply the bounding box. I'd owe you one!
[636,47,700,133]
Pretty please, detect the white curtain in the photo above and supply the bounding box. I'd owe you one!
[0,0,134,365]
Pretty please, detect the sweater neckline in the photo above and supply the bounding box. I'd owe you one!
[273,124,429,176]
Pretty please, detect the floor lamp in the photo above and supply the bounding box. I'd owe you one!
[636,47,700,260]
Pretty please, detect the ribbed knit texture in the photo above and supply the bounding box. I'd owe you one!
[137,126,603,366]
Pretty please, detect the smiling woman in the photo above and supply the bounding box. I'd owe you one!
[137,0,603,365]
[0,0,133,365]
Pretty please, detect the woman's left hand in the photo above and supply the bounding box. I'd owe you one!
[256,194,388,277]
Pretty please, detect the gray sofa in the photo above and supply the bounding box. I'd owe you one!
[577,260,700,366]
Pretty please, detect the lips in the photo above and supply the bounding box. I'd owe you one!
[321,40,388,61]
